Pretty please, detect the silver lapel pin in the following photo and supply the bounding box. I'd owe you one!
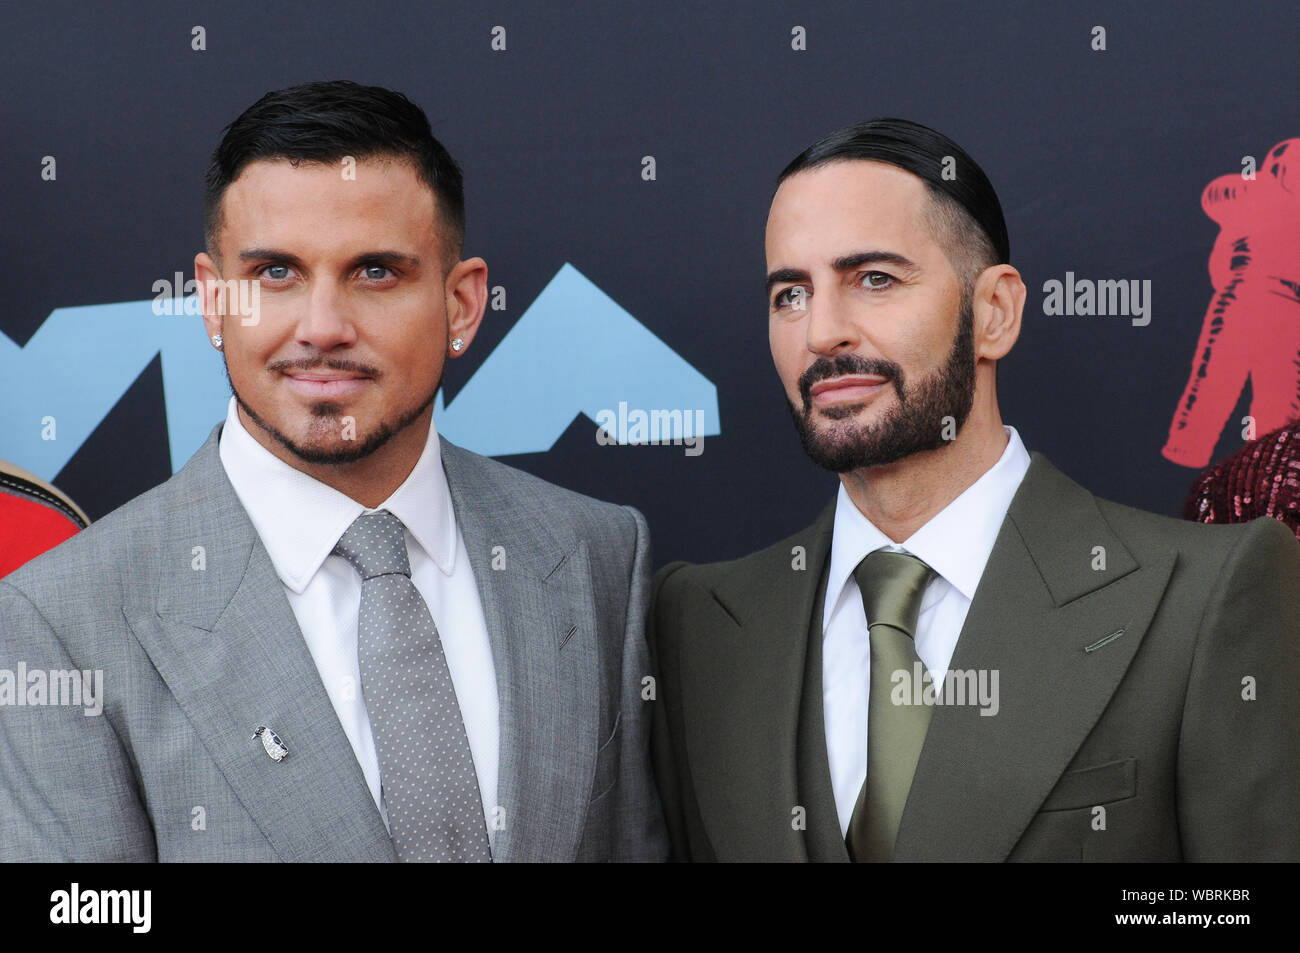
[251,725,289,762]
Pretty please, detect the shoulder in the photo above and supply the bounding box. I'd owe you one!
[1036,452,1300,576]
[439,438,645,547]
[1098,493,1298,566]
[654,510,831,605]
[1182,424,1300,532]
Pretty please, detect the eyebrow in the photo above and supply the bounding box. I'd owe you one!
[237,248,422,271]
[765,250,919,294]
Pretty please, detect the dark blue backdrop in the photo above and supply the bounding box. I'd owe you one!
[4,0,1296,566]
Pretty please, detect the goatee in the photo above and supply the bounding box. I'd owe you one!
[785,296,977,472]
[225,358,439,466]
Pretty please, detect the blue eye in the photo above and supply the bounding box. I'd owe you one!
[363,265,391,281]
[775,286,809,308]
[264,264,290,280]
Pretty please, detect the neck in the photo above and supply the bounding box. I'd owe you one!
[237,404,431,509]
[838,406,1008,543]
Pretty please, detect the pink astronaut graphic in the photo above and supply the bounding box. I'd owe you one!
[1163,138,1300,468]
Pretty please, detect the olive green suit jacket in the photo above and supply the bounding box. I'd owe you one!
[648,453,1300,861]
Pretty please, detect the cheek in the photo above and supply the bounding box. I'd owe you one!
[887,309,946,367]
[918,323,958,368]
[422,349,446,383]
[386,327,444,380]
[226,327,279,370]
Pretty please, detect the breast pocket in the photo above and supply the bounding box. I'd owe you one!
[1038,757,1137,812]
[590,711,622,802]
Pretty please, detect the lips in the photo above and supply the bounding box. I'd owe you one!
[809,375,888,405]
[283,373,370,399]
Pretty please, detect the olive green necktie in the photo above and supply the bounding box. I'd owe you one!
[846,549,937,862]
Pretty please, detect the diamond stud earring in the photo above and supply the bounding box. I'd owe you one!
[451,337,465,352]
[212,334,223,348]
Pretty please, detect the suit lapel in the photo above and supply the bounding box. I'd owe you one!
[123,428,394,862]
[894,453,1177,861]
[440,442,597,863]
[796,553,852,861]
[679,503,836,861]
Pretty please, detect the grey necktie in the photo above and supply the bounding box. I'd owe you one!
[333,509,492,863]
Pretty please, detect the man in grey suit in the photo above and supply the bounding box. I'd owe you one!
[0,81,666,862]
[649,118,1300,861]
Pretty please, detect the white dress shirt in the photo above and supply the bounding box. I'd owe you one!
[821,425,1031,835]
[217,397,499,831]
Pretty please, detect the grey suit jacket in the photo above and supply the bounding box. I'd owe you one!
[649,452,1300,861]
[0,424,668,862]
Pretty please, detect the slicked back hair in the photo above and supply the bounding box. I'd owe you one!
[778,117,1009,292]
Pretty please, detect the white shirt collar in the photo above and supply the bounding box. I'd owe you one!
[217,396,457,593]
[823,425,1032,630]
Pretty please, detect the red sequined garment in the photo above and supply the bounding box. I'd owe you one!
[1183,423,1300,539]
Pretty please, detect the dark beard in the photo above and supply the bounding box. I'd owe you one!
[785,296,977,473]
[227,361,439,466]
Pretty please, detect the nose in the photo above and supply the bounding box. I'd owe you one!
[804,287,861,356]
[294,279,358,350]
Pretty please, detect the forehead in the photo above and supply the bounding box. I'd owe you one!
[217,156,439,250]
[765,160,937,260]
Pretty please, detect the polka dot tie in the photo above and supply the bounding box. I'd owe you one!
[333,510,492,862]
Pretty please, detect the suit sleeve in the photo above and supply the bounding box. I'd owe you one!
[0,581,155,861]
[603,506,670,861]
[647,560,707,861]
[1177,517,1300,861]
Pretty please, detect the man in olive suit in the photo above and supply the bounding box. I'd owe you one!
[649,118,1300,862]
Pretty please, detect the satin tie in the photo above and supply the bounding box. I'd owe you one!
[845,549,937,862]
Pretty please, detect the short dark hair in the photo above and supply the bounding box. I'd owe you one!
[203,80,465,266]
[778,118,1009,290]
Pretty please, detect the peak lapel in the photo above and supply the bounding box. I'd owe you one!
[894,454,1176,862]
[123,428,394,862]
[679,503,836,861]
[440,442,597,863]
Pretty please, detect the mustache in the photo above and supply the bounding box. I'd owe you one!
[267,357,381,378]
[798,353,904,408]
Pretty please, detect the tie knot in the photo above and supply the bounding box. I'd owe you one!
[333,510,412,580]
[852,549,936,640]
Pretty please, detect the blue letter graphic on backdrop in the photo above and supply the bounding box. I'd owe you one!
[435,263,720,455]
[0,299,229,480]
[0,264,719,480]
